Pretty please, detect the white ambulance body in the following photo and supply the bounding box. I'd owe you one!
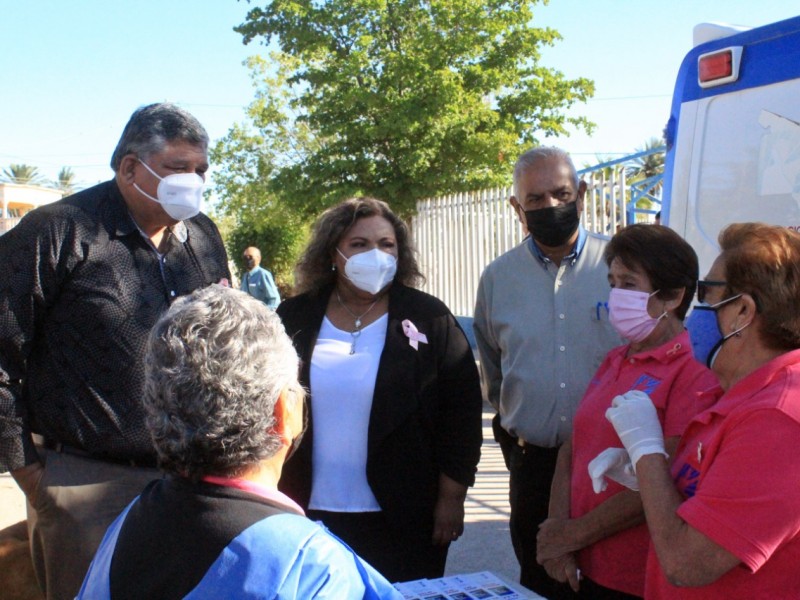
[663,16,800,276]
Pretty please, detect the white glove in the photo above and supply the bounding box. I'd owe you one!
[605,390,667,471]
[588,447,639,493]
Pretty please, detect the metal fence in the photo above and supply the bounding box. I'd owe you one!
[412,148,664,316]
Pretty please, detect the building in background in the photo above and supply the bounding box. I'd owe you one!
[0,183,63,235]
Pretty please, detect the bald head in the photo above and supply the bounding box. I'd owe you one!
[243,247,261,270]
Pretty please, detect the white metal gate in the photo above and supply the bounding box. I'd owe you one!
[412,151,663,316]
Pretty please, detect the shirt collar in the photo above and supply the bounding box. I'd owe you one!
[109,181,189,244]
[527,226,587,267]
[201,475,305,515]
[703,347,800,418]
[108,181,138,238]
[625,329,694,365]
[131,221,188,258]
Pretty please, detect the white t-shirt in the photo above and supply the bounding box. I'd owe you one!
[308,314,388,511]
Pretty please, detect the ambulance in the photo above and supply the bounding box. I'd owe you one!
[662,15,800,276]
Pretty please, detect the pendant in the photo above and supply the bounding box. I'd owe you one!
[350,329,361,355]
[355,318,362,328]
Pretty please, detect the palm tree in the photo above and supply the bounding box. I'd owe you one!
[625,137,666,217]
[2,163,44,185]
[625,138,665,183]
[56,166,76,195]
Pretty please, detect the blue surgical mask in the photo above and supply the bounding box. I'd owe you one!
[686,294,745,368]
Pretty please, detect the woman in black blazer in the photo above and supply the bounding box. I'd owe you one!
[277,197,482,583]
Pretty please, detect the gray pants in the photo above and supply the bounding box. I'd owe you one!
[26,448,160,600]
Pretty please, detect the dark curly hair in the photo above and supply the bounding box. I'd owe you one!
[293,197,424,295]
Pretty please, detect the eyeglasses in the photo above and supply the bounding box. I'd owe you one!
[697,280,727,304]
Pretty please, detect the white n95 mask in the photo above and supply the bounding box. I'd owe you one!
[134,159,205,221]
[338,248,397,295]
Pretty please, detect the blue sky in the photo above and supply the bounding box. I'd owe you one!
[2,1,798,190]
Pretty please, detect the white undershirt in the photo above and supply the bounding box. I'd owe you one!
[308,314,388,511]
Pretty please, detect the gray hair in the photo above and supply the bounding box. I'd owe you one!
[144,285,301,480]
[513,146,579,198]
[110,102,209,171]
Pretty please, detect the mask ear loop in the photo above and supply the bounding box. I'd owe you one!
[729,313,752,338]
[706,298,751,368]
[728,293,754,338]
[132,159,165,204]
[648,290,668,322]
[138,159,164,181]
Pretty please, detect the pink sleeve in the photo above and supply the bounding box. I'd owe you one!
[677,409,800,572]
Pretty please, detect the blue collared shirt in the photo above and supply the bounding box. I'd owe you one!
[241,265,280,309]
[527,226,588,268]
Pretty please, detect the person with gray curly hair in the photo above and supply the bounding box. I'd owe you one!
[78,285,402,599]
[143,283,297,480]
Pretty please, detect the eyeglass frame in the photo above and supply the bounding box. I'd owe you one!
[696,280,727,304]
[697,280,761,313]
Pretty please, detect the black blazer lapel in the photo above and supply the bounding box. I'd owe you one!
[368,289,421,452]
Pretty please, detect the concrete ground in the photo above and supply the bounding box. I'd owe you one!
[0,402,523,590]
[445,402,519,582]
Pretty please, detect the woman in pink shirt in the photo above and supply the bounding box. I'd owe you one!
[608,223,800,599]
[537,224,718,598]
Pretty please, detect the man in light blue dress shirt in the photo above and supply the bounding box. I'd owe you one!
[241,246,280,309]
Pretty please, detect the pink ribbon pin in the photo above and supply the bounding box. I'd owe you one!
[402,319,428,350]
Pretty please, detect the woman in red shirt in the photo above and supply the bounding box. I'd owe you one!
[608,223,800,599]
[537,224,718,598]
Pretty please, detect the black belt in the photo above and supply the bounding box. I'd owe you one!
[514,439,560,457]
[42,439,158,469]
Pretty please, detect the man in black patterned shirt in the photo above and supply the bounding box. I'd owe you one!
[0,103,230,599]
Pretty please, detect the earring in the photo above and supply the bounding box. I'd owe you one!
[331,264,336,271]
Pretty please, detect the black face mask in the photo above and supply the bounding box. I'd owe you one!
[524,201,580,248]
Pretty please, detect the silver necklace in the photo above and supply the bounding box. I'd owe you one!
[336,291,379,355]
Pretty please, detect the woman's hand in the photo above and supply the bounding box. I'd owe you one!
[432,473,467,545]
[536,517,584,562]
[542,552,581,592]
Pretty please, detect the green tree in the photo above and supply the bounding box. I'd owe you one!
[2,163,44,185]
[210,55,314,290]
[55,166,76,195]
[229,0,595,217]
